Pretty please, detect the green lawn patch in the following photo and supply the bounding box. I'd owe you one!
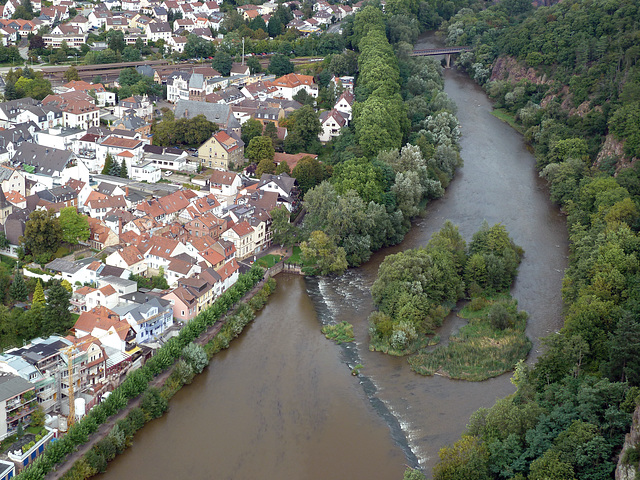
[287,246,303,264]
[0,254,16,268]
[408,296,531,381]
[256,254,281,269]
[491,109,525,134]
[322,321,355,344]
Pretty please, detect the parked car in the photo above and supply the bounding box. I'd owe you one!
[164,171,173,176]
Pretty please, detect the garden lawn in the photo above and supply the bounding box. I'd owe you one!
[256,254,281,268]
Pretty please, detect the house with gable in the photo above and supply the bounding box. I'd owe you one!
[319,108,349,142]
[198,131,244,170]
[105,245,146,275]
[221,220,255,260]
[256,173,298,212]
[207,170,242,197]
[334,90,355,120]
[163,285,197,322]
[270,73,318,100]
[113,294,173,344]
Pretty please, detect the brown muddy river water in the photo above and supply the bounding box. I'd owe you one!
[102,36,568,480]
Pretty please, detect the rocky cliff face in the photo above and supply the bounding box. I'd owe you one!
[490,56,548,85]
[616,405,640,480]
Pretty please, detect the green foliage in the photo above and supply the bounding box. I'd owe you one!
[268,54,294,76]
[241,118,263,145]
[246,136,275,164]
[10,269,28,302]
[21,210,62,260]
[300,230,347,276]
[212,51,233,76]
[321,322,354,344]
[152,114,218,148]
[269,206,295,247]
[291,156,327,197]
[59,207,90,245]
[181,343,207,374]
[43,280,73,337]
[370,221,523,356]
[31,280,45,309]
[409,297,531,380]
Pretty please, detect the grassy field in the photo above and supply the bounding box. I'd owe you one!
[408,296,531,381]
[491,109,525,134]
[256,254,281,268]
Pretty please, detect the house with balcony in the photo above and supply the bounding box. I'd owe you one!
[114,295,173,344]
[0,372,36,440]
[0,337,71,414]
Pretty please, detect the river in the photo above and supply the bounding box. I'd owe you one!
[101,39,568,479]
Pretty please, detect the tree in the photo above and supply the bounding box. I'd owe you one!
[292,156,326,197]
[109,158,122,177]
[63,66,79,82]
[212,51,233,77]
[21,210,62,260]
[285,105,321,153]
[246,56,262,74]
[102,154,115,175]
[268,54,294,76]
[300,230,348,275]
[293,89,315,107]
[264,121,278,144]
[32,279,45,309]
[10,269,28,302]
[59,207,90,245]
[43,280,72,337]
[270,206,296,247]
[267,16,282,37]
[255,158,276,177]
[30,405,45,428]
[275,161,291,175]
[246,136,275,164]
[120,160,128,178]
[106,30,125,53]
[182,343,208,374]
[121,46,141,62]
[241,118,263,145]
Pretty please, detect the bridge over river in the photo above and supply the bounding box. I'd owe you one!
[411,46,473,67]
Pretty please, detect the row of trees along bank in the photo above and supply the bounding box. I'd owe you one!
[285,5,463,275]
[15,266,266,480]
[58,278,278,480]
[416,0,640,478]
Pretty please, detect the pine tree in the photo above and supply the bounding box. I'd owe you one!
[10,269,28,302]
[43,281,72,337]
[32,279,45,308]
[120,160,128,178]
[102,153,114,175]
[109,159,122,177]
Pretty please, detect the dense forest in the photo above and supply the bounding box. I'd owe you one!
[416,0,640,478]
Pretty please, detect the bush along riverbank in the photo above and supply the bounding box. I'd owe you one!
[59,277,278,480]
[15,265,267,480]
[368,220,530,380]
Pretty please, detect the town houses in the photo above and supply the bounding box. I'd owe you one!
[0,0,357,460]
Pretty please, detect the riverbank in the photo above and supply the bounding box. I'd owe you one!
[48,274,278,480]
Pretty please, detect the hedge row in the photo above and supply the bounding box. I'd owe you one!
[15,265,265,480]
